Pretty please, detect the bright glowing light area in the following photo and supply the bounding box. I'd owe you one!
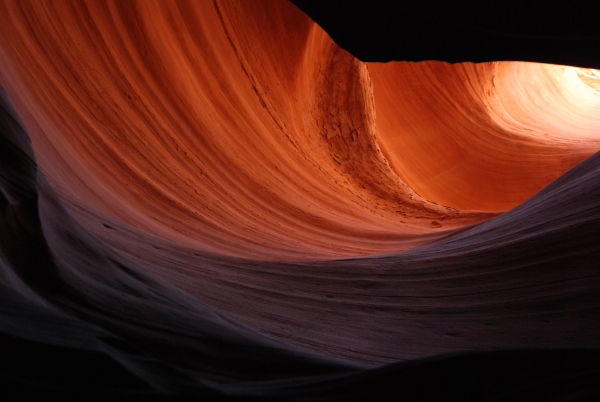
[370,61,600,211]
[576,68,600,91]
[485,63,600,142]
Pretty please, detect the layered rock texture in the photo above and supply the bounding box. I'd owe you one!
[1,0,599,400]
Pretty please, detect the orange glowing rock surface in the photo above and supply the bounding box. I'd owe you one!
[0,0,598,262]
[372,61,600,211]
[2,0,600,394]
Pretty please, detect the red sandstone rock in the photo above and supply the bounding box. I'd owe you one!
[1,1,600,399]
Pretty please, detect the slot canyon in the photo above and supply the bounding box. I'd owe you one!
[1,0,599,400]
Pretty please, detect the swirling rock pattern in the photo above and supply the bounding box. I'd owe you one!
[1,0,599,400]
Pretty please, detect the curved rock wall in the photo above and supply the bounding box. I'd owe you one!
[1,0,600,399]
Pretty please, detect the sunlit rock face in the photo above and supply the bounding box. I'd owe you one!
[371,61,600,210]
[0,0,487,260]
[1,0,600,399]
[1,0,598,259]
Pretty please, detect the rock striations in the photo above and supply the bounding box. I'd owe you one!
[0,0,599,400]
